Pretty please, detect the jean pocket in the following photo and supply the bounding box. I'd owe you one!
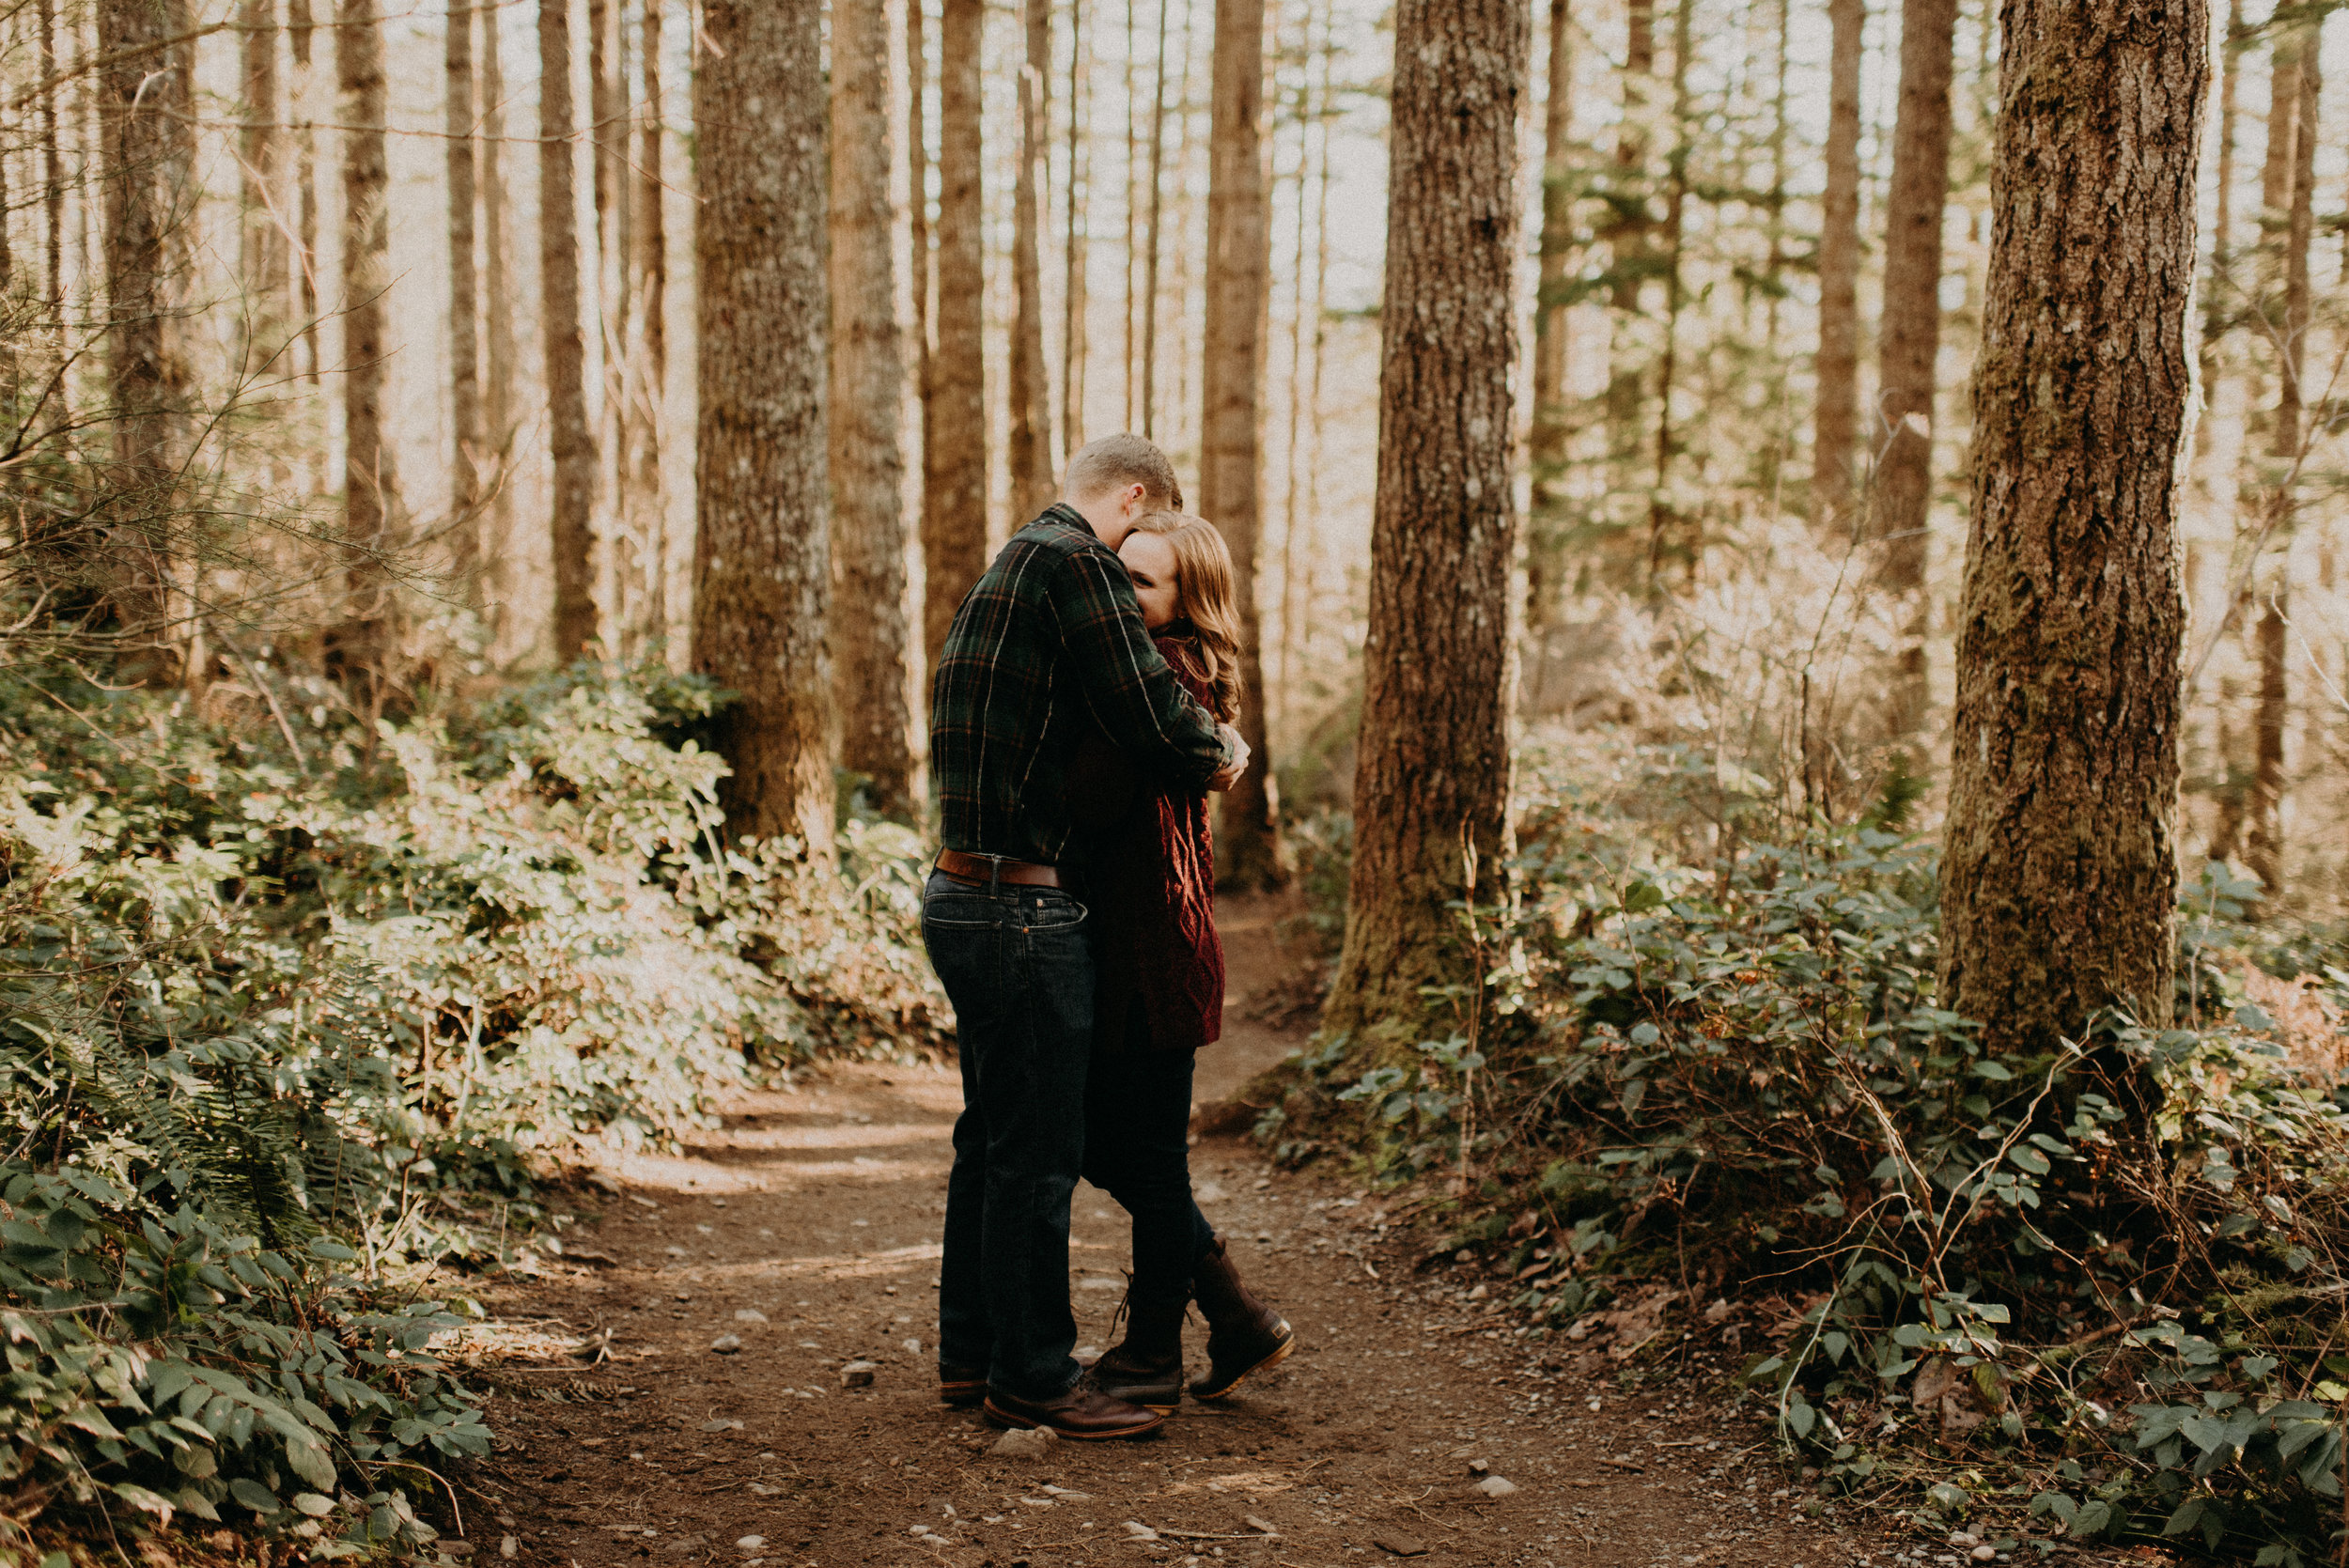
[922,893,1011,931]
[1023,895,1090,932]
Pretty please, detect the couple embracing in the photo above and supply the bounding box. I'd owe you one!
[923,434,1295,1440]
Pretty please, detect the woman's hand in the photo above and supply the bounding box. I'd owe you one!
[1209,724,1251,791]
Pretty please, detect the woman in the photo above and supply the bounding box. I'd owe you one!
[1072,511,1295,1414]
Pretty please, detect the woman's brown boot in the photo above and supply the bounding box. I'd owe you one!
[1088,1293,1189,1414]
[1187,1234,1295,1400]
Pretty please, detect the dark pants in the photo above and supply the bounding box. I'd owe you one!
[1082,1005,1216,1309]
[924,869,1094,1402]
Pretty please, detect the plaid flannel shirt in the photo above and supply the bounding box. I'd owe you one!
[931,504,1233,867]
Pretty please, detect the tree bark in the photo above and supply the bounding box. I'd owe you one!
[98,0,192,661]
[1008,0,1055,520]
[692,0,835,855]
[1063,0,1089,459]
[289,0,319,385]
[1202,0,1284,889]
[1812,0,1862,530]
[240,0,284,376]
[1874,0,1958,747]
[1600,0,1654,494]
[481,0,518,614]
[631,0,668,647]
[830,0,920,820]
[1525,0,1572,629]
[1142,0,1172,437]
[329,0,397,700]
[39,0,62,334]
[1642,0,1694,589]
[445,0,483,597]
[541,0,599,659]
[924,0,988,679]
[1321,0,1527,1048]
[2245,28,2317,906]
[1938,0,2206,1053]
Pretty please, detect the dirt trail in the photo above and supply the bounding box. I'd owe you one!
[459,896,1891,1568]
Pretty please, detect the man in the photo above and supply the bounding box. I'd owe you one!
[925,435,1249,1440]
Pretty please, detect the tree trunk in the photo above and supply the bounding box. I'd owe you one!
[632,0,668,647]
[692,0,835,856]
[330,0,397,700]
[39,0,62,334]
[1938,0,2205,1053]
[289,0,319,385]
[1142,0,1172,437]
[1874,0,1958,748]
[481,0,517,611]
[1320,0,1527,1049]
[2245,28,2317,906]
[924,0,988,680]
[588,0,632,632]
[240,0,284,376]
[1812,0,1862,529]
[541,0,599,659]
[830,0,920,821]
[1642,0,1695,589]
[98,0,192,662]
[1008,0,1055,520]
[1600,0,1654,493]
[1525,0,1572,629]
[1202,0,1284,890]
[1063,0,1089,458]
[446,0,484,598]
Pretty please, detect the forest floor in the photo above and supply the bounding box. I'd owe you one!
[448,896,2167,1568]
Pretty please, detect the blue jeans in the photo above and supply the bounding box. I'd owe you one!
[1083,1009,1216,1309]
[924,869,1094,1401]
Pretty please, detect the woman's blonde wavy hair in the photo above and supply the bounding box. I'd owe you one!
[1129,510,1244,723]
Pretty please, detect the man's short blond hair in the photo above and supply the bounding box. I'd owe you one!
[1063,434,1184,513]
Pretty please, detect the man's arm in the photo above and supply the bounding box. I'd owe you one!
[1050,546,1236,790]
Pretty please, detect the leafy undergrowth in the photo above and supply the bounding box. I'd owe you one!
[1260,742,2349,1567]
[0,659,947,1554]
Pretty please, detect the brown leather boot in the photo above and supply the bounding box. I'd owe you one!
[1188,1234,1295,1400]
[1088,1293,1189,1414]
[983,1382,1167,1440]
[938,1361,988,1407]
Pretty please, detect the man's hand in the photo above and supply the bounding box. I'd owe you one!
[1210,724,1251,792]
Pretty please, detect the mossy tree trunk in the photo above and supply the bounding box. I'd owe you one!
[1319,0,1527,1053]
[1938,0,2207,1053]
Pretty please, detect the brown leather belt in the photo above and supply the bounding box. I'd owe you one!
[936,848,1062,889]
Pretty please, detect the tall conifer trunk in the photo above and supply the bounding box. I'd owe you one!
[480,0,518,610]
[692,0,835,854]
[445,0,483,596]
[924,0,988,677]
[830,0,920,819]
[98,0,192,662]
[1526,0,1572,628]
[1812,0,1862,529]
[1202,0,1284,889]
[541,0,599,659]
[2246,27,2318,906]
[1938,0,2206,1053]
[1321,0,1527,1049]
[1008,0,1055,520]
[632,0,668,646]
[1874,0,1958,746]
[331,0,397,700]
[240,0,284,377]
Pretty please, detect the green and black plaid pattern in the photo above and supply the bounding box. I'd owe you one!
[929,504,1231,867]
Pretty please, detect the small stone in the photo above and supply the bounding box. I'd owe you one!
[709,1334,743,1355]
[840,1359,879,1388]
[1970,1551,1995,1563]
[1243,1516,1281,1536]
[903,1336,923,1356]
[991,1426,1060,1459]
[499,1537,519,1560]
[1124,1522,1159,1541]
[698,1419,744,1433]
[1472,1475,1517,1498]
[1371,1531,1428,1558]
[735,1309,769,1324]
[1467,1459,1489,1474]
[735,1537,765,1552]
